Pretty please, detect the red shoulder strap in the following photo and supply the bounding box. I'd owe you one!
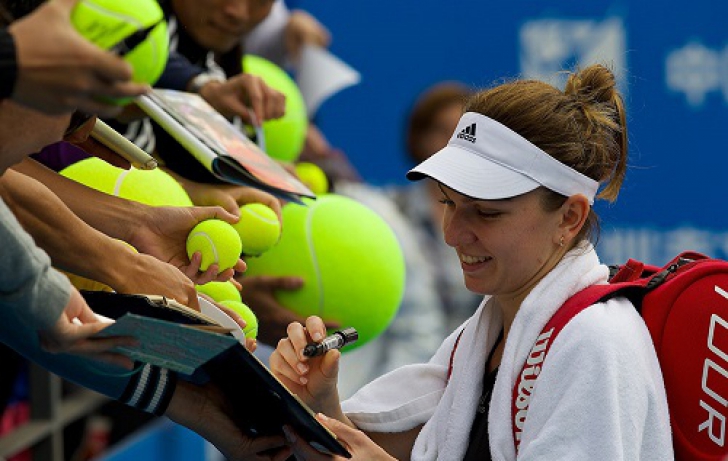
[446,328,465,382]
[511,282,637,451]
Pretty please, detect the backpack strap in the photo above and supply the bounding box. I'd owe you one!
[511,283,637,451]
[446,328,466,383]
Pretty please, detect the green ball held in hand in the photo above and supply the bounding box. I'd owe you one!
[186,220,242,273]
[196,281,242,304]
[219,300,258,339]
[233,203,282,256]
[71,0,170,102]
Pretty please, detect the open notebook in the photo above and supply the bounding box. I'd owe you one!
[136,89,314,203]
[85,291,349,457]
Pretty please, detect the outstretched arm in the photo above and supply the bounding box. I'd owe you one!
[7,0,149,116]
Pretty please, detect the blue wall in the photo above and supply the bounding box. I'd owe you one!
[298,1,728,265]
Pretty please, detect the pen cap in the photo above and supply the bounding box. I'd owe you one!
[71,0,169,92]
[337,327,359,345]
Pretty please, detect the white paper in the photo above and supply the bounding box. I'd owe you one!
[296,44,361,117]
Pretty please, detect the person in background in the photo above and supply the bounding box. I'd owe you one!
[271,64,673,460]
[391,82,482,334]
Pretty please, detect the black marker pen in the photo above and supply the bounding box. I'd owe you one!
[303,327,358,357]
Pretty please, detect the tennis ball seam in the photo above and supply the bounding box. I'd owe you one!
[189,232,219,264]
[306,199,326,318]
[248,208,279,225]
[113,168,131,197]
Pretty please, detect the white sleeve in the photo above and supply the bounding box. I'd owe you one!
[517,298,673,461]
[341,325,466,432]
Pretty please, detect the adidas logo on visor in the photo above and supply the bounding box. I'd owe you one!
[456,123,477,143]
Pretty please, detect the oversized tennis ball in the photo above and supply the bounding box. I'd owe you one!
[60,157,193,207]
[233,203,281,256]
[295,162,329,196]
[186,220,242,273]
[196,281,242,304]
[71,0,169,95]
[244,194,405,350]
[242,55,308,162]
[219,300,258,339]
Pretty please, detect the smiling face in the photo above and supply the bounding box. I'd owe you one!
[172,0,274,54]
[438,185,566,300]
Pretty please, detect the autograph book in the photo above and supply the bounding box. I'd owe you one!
[135,89,314,203]
[83,291,350,457]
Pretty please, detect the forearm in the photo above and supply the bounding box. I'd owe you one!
[0,169,139,286]
[11,157,149,242]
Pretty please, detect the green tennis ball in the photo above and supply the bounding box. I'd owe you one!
[196,281,242,304]
[295,162,329,196]
[233,203,281,256]
[60,157,193,207]
[242,54,308,162]
[219,300,258,339]
[245,194,405,350]
[71,0,169,102]
[186,220,242,273]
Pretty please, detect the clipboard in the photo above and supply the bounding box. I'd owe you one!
[82,290,351,458]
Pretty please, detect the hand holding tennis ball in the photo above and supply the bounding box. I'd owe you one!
[70,0,169,96]
[232,203,281,256]
[219,300,258,339]
[186,220,243,273]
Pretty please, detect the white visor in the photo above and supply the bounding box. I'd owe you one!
[407,112,599,204]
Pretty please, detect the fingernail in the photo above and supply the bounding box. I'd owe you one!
[312,332,323,342]
[297,363,308,374]
[300,376,308,385]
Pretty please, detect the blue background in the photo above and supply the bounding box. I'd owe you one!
[295,0,728,264]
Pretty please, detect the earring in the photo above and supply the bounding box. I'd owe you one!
[559,236,565,247]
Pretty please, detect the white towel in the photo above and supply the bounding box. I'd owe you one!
[414,243,607,460]
[343,243,671,460]
[343,243,608,459]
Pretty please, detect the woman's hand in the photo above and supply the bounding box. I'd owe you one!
[269,316,342,416]
[283,414,396,461]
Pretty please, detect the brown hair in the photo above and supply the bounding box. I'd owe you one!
[464,64,628,242]
[406,82,471,164]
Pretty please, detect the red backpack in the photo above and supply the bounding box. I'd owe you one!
[513,251,728,460]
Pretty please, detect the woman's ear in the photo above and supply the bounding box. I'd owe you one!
[557,194,590,246]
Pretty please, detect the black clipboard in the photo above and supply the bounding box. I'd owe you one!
[82,290,351,458]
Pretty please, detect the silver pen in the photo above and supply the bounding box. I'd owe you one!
[303,327,359,357]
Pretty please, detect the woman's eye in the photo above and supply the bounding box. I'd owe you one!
[478,210,502,218]
[438,198,454,206]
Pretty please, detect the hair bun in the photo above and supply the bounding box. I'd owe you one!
[564,64,618,105]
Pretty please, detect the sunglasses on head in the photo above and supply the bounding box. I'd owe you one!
[64,111,94,137]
